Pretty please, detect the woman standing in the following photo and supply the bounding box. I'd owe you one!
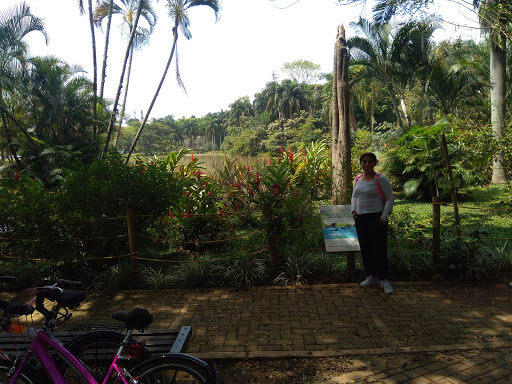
[351,152,395,294]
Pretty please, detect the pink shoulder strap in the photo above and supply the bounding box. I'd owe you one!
[375,173,383,199]
[355,173,385,201]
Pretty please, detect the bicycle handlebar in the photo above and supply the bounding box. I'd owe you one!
[35,283,85,324]
[39,279,82,289]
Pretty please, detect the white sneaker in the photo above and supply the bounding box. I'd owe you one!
[360,276,379,288]
[380,279,394,294]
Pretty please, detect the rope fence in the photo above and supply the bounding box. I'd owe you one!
[1,199,511,271]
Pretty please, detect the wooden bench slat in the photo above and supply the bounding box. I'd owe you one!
[0,325,192,355]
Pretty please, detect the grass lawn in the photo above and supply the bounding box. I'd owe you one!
[392,184,512,240]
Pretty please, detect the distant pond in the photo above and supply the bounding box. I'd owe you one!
[142,153,266,176]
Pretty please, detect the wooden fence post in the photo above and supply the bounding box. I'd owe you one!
[346,251,355,275]
[432,196,441,265]
[262,203,279,272]
[441,133,461,238]
[126,208,139,276]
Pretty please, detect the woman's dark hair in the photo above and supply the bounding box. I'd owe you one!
[359,152,378,163]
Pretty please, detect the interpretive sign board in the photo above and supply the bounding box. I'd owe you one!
[319,205,360,252]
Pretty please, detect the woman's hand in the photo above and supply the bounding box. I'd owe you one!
[378,218,386,224]
[352,211,357,220]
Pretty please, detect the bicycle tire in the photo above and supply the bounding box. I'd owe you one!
[61,330,151,382]
[129,354,224,384]
[0,360,38,384]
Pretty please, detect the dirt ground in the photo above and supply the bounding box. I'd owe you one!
[215,356,354,384]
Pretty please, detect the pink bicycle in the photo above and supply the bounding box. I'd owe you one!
[0,283,224,384]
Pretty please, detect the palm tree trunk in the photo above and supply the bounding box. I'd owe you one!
[0,110,19,166]
[400,94,411,127]
[87,0,98,152]
[370,88,374,134]
[99,0,114,101]
[490,33,507,183]
[114,46,134,148]
[386,81,404,130]
[125,30,179,164]
[0,100,43,165]
[104,0,144,154]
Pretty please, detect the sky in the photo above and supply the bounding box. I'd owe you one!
[5,0,481,121]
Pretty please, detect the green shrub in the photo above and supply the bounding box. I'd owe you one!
[92,261,136,293]
[169,256,224,288]
[273,253,325,286]
[224,257,269,287]
[140,266,174,289]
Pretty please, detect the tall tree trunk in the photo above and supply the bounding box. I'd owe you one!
[490,33,507,183]
[400,94,411,127]
[113,46,134,148]
[0,110,19,166]
[370,87,375,134]
[331,25,352,205]
[87,0,98,153]
[0,104,39,148]
[125,29,179,164]
[99,0,114,101]
[385,81,404,130]
[104,0,144,154]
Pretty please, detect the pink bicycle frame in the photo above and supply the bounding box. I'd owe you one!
[9,330,131,384]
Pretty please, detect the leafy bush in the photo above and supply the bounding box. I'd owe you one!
[382,118,482,200]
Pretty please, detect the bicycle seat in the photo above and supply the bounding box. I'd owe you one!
[112,307,153,331]
[0,299,35,317]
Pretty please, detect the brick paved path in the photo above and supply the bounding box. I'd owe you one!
[63,282,512,382]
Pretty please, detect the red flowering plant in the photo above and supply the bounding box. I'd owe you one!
[290,141,332,200]
[213,157,258,226]
[215,142,333,237]
[158,149,227,252]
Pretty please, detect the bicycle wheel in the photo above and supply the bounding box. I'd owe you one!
[0,361,37,384]
[61,330,151,382]
[130,354,224,384]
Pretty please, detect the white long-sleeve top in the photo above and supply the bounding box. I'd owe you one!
[351,173,394,221]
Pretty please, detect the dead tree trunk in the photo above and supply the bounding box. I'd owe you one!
[331,24,352,205]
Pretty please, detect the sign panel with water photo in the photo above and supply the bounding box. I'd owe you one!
[319,205,360,252]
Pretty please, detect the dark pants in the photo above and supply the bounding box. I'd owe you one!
[355,212,388,280]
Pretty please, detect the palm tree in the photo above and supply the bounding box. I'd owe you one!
[94,0,157,148]
[0,2,47,163]
[97,0,114,101]
[25,57,94,145]
[347,18,405,129]
[257,81,282,120]
[103,0,147,153]
[77,0,99,151]
[278,79,308,120]
[228,96,254,126]
[368,0,511,182]
[125,0,221,164]
[423,42,486,120]
[391,19,439,126]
